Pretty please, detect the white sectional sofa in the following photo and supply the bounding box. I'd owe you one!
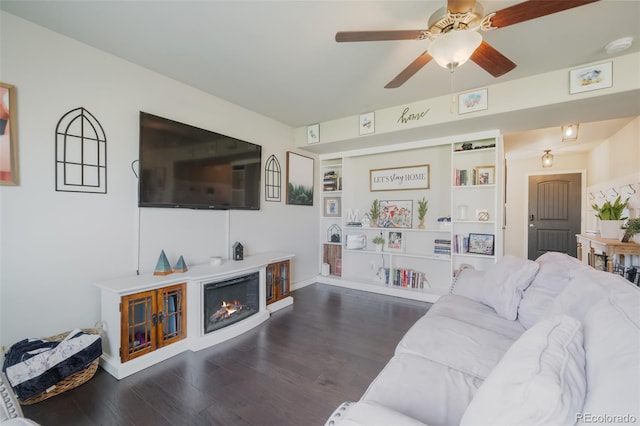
[326,252,640,425]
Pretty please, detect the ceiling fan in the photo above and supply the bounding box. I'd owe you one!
[335,0,599,88]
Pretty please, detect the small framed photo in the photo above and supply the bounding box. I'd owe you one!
[386,230,405,253]
[324,196,341,217]
[569,62,612,94]
[359,112,375,135]
[458,88,488,114]
[468,233,495,256]
[475,165,495,185]
[307,123,320,144]
[0,82,19,186]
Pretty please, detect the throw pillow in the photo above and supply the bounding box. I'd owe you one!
[460,315,587,426]
[449,267,486,304]
[482,255,539,320]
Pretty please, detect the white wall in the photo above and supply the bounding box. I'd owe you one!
[0,12,318,349]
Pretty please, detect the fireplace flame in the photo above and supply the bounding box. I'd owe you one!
[211,300,244,322]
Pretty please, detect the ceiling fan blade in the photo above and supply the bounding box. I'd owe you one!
[470,41,516,77]
[489,0,599,28]
[385,51,433,89]
[336,30,427,42]
[447,0,477,14]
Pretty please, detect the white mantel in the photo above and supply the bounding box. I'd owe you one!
[96,252,294,379]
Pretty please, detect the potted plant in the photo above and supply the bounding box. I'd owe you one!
[417,197,428,229]
[369,199,380,228]
[622,218,640,243]
[592,196,629,238]
[372,234,385,252]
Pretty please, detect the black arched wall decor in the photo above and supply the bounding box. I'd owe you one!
[265,154,281,202]
[55,107,107,193]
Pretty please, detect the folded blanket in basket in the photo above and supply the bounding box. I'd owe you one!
[2,329,102,400]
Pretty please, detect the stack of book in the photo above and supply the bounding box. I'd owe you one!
[323,170,340,191]
[382,268,426,289]
[453,234,469,254]
[434,239,451,257]
[453,168,475,186]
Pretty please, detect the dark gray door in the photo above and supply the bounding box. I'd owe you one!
[528,173,582,260]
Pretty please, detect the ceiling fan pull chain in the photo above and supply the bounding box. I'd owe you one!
[449,69,456,114]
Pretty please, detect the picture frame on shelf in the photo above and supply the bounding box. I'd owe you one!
[458,88,488,114]
[468,233,495,255]
[359,112,375,135]
[474,165,495,185]
[386,230,405,253]
[286,151,314,206]
[377,200,413,228]
[323,196,341,217]
[569,62,612,94]
[307,123,320,144]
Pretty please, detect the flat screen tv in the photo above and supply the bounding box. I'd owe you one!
[138,112,261,210]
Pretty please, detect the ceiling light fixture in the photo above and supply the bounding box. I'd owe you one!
[541,150,554,168]
[428,30,482,72]
[562,124,579,142]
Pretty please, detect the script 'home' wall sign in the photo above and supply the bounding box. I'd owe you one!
[370,164,430,192]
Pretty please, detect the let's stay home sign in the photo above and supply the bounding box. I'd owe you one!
[370,165,430,191]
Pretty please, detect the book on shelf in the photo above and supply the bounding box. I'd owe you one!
[453,234,469,254]
[382,267,426,289]
[453,168,476,186]
[323,170,341,191]
[434,238,451,257]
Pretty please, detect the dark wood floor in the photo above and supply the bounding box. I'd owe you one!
[23,284,430,426]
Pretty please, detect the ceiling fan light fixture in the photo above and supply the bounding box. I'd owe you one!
[428,30,482,70]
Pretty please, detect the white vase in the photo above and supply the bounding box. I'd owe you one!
[599,220,624,239]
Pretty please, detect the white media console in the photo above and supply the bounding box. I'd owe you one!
[95,252,294,379]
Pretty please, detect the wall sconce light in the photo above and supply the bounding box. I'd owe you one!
[541,150,554,168]
[562,124,579,142]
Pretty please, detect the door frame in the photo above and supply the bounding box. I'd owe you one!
[523,169,587,258]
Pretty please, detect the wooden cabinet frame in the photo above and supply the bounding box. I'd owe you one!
[120,283,186,362]
[266,260,290,305]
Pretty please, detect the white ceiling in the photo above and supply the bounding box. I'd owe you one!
[2,0,639,155]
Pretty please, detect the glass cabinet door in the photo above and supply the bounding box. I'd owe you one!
[266,265,276,304]
[158,283,187,347]
[121,290,157,362]
[278,261,289,297]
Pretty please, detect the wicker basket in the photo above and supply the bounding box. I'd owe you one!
[19,327,102,405]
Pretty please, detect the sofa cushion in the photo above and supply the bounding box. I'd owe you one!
[325,401,427,426]
[460,314,586,426]
[579,286,640,423]
[362,352,483,426]
[396,310,517,380]
[428,295,525,340]
[547,268,609,322]
[518,251,589,329]
[483,255,540,320]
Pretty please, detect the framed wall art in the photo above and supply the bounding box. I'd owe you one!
[474,165,495,185]
[286,151,314,205]
[0,82,18,185]
[359,112,375,135]
[458,88,488,114]
[377,200,413,228]
[307,123,320,144]
[569,62,612,94]
[370,164,430,192]
[468,233,495,256]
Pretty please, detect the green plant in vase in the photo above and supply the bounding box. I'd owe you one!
[372,234,385,252]
[622,218,640,242]
[417,197,429,229]
[369,199,380,227]
[592,196,629,238]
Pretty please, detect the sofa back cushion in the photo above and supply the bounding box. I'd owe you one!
[579,284,640,423]
[460,315,586,426]
[518,252,590,328]
[482,255,539,320]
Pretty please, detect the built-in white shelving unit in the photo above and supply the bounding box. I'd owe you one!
[317,131,503,303]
